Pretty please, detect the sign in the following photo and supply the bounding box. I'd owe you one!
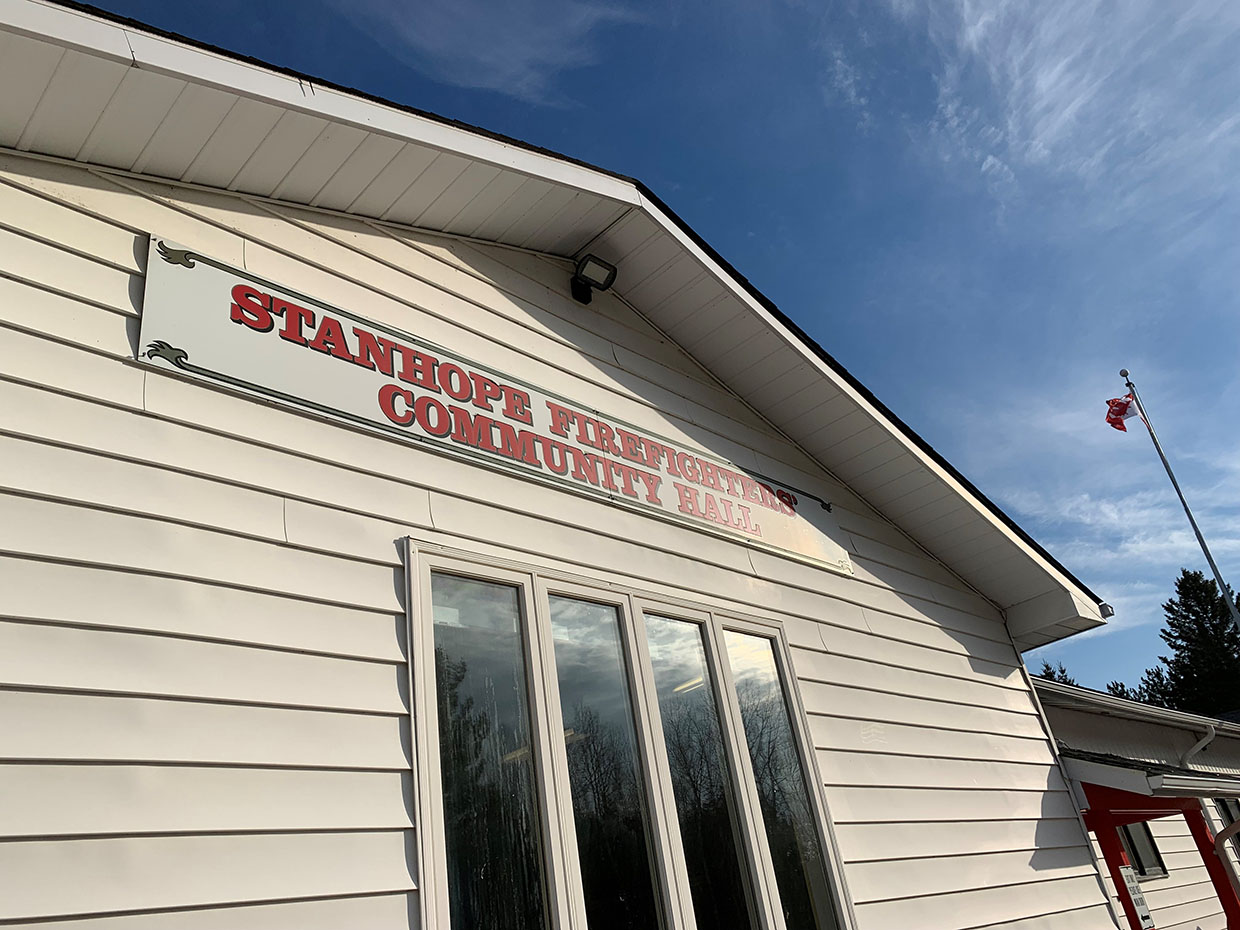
[139,237,853,575]
[1118,866,1155,929]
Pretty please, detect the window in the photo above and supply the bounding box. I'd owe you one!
[408,543,848,930]
[1118,822,1167,879]
[1215,798,1240,857]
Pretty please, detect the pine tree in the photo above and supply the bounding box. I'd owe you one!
[1038,660,1078,686]
[1106,569,1240,716]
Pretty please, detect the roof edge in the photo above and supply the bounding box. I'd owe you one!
[18,0,1104,621]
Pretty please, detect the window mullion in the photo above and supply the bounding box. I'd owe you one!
[623,593,699,930]
[703,613,787,930]
[523,575,582,930]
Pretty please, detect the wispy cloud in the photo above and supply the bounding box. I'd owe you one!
[899,0,1240,242]
[340,0,642,104]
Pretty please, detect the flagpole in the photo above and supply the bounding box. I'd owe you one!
[1120,369,1240,634]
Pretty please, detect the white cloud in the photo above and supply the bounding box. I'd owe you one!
[338,0,642,104]
[897,0,1240,242]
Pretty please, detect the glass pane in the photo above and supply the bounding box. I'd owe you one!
[724,630,838,930]
[645,614,756,930]
[431,573,548,930]
[549,596,662,930]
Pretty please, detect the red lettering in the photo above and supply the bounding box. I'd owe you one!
[438,363,472,401]
[776,489,798,515]
[396,346,440,392]
[414,396,451,437]
[546,400,579,439]
[673,482,702,517]
[230,284,273,331]
[538,436,571,475]
[468,372,503,412]
[501,387,533,425]
[274,298,315,346]
[636,470,663,504]
[308,314,355,361]
[377,384,414,425]
[449,406,499,453]
[495,423,542,466]
[353,328,397,375]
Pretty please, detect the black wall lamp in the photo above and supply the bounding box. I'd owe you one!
[570,254,617,304]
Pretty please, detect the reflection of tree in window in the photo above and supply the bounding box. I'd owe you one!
[725,631,838,930]
[432,574,548,930]
[550,597,660,930]
[646,615,756,930]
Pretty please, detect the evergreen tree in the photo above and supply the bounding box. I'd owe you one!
[1037,660,1078,686]
[1106,570,1240,716]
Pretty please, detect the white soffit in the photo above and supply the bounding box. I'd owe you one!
[0,0,1107,647]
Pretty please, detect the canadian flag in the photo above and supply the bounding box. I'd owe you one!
[1106,394,1140,431]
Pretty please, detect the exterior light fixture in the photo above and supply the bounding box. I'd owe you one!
[570,254,617,304]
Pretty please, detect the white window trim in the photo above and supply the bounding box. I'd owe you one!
[404,537,858,930]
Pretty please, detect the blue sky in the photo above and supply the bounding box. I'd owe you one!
[96,0,1240,690]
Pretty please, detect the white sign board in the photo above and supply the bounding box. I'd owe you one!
[138,237,853,575]
[1119,866,1155,930]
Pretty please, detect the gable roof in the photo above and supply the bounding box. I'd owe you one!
[0,0,1109,648]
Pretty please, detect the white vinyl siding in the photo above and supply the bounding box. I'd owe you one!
[1090,815,1228,930]
[0,149,1110,929]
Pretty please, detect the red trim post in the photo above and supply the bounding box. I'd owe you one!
[1184,807,1240,929]
[1086,809,1153,930]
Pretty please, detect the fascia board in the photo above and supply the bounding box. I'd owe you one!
[634,188,1103,626]
[1062,758,1156,797]
[0,0,132,62]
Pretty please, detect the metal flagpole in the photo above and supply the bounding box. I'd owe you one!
[1120,369,1240,634]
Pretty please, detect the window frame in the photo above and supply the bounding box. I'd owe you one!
[1117,821,1168,880]
[406,538,856,930]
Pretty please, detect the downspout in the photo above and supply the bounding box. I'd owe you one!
[1215,814,1240,901]
[1181,724,1217,766]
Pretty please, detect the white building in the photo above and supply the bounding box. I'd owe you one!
[1037,680,1240,930]
[1,2,1212,928]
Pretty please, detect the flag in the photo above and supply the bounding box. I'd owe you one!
[1106,393,1140,431]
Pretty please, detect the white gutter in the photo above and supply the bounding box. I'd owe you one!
[1061,758,1240,799]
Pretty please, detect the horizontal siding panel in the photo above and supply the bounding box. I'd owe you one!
[0,379,434,538]
[791,649,1036,711]
[0,831,415,922]
[0,275,134,356]
[816,751,1060,791]
[0,690,408,769]
[0,765,410,837]
[0,178,142,271]
[799,683,1046,738]
[0,225,136,314]
[846,845,1097,904]
[0,892,414,930]
[852,874,1110,930]
[962,902,1119,930]
[0,555,403,661]
[0,435,288,541]
[835,817,1092,863]
[807,716,1054,765]
[826,786,1080,824]
[0,491,401,612]
[0,618,405,713]
[0,326,144,409]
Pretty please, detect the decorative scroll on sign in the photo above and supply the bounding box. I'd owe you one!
[139,237,853,575]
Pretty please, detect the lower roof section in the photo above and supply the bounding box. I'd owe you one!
[0,0,1109,647]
